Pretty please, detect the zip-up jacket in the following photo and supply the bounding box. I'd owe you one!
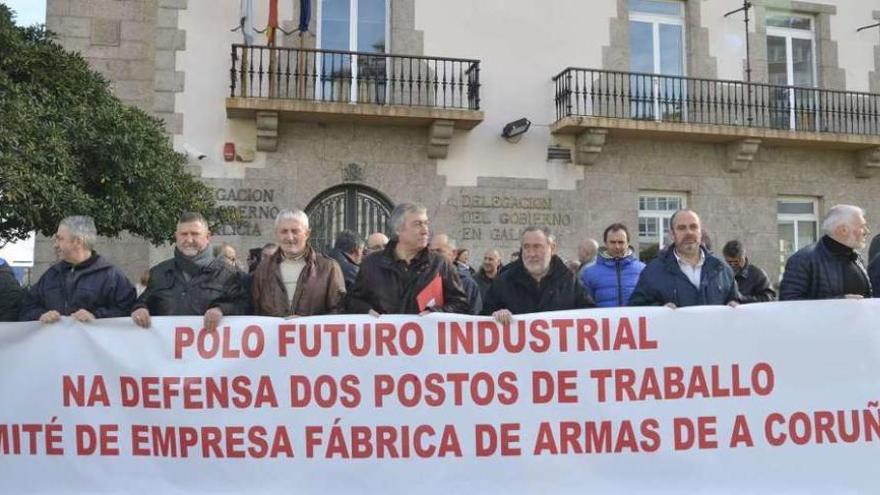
[628,246,738,307]
[20,254,135,320]
[581,248,645,307]
[251,246,346,316]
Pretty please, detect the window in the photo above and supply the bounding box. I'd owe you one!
[628,0,685,121]
[638,192,686,262]
[777,197,818,275]
[317,0,389,102]
[766,13,817,131]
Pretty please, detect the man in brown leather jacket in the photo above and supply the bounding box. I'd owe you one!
[251,209,346,317]
[346,203,469,315]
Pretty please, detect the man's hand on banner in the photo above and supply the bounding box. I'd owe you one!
[664,303,677,309]
[492,309,513,325]
[71,309,95,322]
[39,310,61,324]
[727,301,740,308]
[204,307,224,332]
[844,294,865,299]
[131,308,151,328]
[368,309,381,318]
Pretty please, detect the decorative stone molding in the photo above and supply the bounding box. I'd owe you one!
[748,1,845,90]
[574,128,608,166]
[343,162,366,183]
[256,112,279,152]
[427,120,455,159]
[602,0,717,78]
[724,138,762,173]
[855,147,880,179]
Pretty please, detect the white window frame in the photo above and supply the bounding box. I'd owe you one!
[777,196,819,274]
[638,192,687,253]
[766,12,818,130]
[628,1,687,121]
[316,0,391,102]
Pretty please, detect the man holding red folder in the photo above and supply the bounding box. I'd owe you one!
[346,203,470,315]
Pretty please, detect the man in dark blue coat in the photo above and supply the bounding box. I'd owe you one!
[328,229,363,292]
[629,210,738,308]
[780,205,872,300]
[20,216,136,323]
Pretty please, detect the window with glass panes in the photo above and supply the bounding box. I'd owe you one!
[317,0,389,103]
[638,192,686,262]
[777,197,818,275]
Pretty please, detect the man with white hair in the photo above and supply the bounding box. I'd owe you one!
[21,215,136,322]
[251,209,346,316]
[132,212,248,331]
[780,204,872,300]
[347,203,469,315]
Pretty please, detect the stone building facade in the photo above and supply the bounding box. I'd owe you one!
[42,0,880,285]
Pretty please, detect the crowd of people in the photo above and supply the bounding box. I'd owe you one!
[0,202,876,327]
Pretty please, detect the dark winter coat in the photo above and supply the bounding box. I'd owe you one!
[346,240,470,315]
[20,254,136,320]
[580,249,645,307]
[734,261,776,303]
[0,260,23,321]
[483,255,595,315]
[779,237,872,300]
[457,263,483,315]
[134,255,248,316]
[474,269,497,303]
[628,246,738,307]
[329,249,359,292]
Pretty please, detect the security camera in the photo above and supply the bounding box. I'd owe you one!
[182,143,207,160]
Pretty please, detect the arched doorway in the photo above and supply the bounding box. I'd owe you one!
[305,184,394,253]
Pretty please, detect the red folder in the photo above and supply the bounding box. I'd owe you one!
[416,273,444,312]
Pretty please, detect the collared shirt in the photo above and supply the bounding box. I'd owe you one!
[673,248,705,288]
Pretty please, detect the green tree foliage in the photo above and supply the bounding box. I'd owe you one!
[0,5,234,245]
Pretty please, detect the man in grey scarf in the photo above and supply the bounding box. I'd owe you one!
[131,212,248,330]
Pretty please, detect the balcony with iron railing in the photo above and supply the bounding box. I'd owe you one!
[226,44,484,130]
[551,68,880,175]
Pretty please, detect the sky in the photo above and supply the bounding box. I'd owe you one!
[3,0,46,27]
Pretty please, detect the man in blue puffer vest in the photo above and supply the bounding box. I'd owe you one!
[629,209,738,308]
[580,223,645,307]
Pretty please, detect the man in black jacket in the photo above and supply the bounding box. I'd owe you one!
[20,216,136,323]
[0,258,23,321]
[346,203,469,315]
[131,212,247,330]
[780,204,872,300]
[722,240,776,303]
[484,226,594,323]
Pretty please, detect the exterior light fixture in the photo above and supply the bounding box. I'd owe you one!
[501,118,531,139]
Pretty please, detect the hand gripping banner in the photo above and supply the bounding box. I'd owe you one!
[1,300,879,494]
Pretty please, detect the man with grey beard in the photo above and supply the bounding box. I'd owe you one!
[483,226,594,323]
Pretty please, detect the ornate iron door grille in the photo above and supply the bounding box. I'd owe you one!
[305,185,393,253]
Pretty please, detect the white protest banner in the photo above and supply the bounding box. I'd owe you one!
[1,300,879,494]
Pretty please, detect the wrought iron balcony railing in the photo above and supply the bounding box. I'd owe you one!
[553,68,880,136]
[230,44,481,111]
